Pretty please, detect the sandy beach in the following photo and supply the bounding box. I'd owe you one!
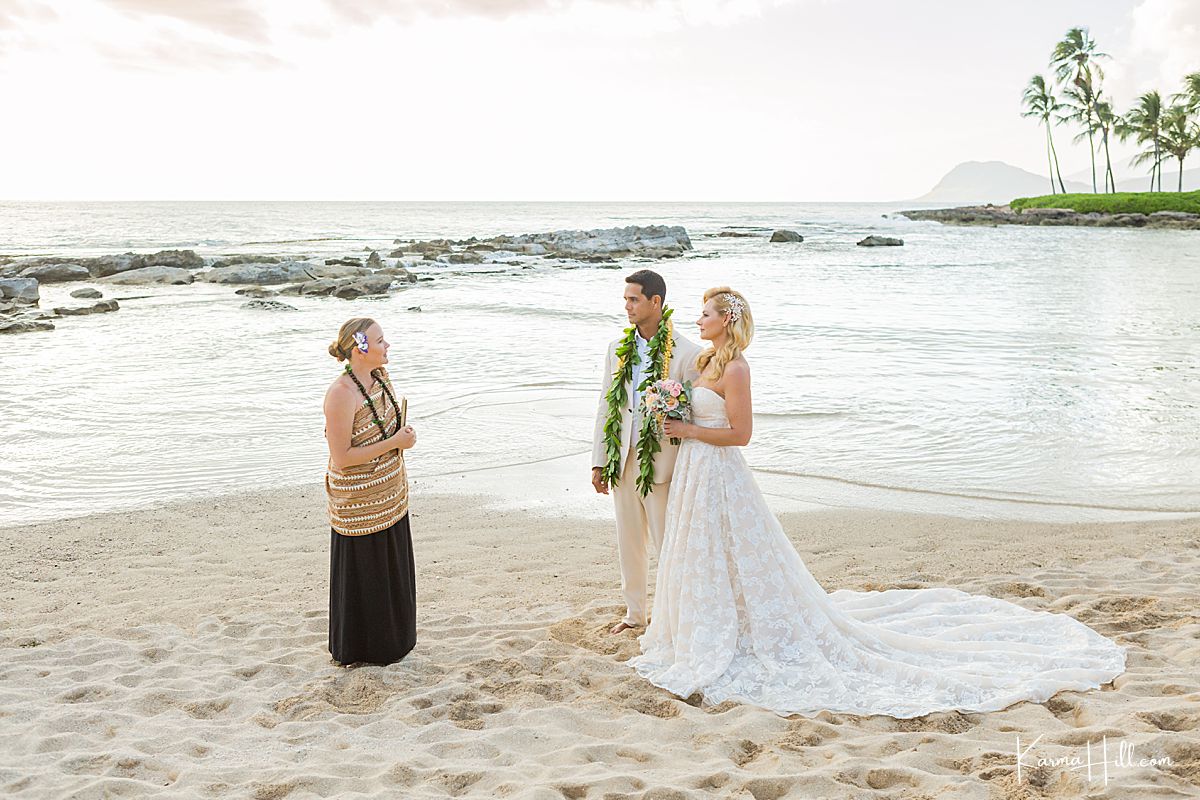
[1,481,1197,799]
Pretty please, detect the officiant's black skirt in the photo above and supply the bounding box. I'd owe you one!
[329,513,416,665]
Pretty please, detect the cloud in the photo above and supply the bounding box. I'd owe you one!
[94,30,283,72]
[319,0,799,28]
[102,0,272,43]
[1118,0,1200,97]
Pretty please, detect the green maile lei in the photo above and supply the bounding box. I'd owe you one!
[600,307,675,497]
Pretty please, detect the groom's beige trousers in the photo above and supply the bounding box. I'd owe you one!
[612,447,670,627]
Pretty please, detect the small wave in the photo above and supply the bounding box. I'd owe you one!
[753,468,1200,515]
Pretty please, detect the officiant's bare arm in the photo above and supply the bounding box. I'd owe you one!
[324,383,415,469]
[663,360,752,447]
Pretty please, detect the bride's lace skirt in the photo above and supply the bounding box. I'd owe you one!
[628,439,1126,718]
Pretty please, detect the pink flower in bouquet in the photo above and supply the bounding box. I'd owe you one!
[668,382,682,397]
[665,397,679,411]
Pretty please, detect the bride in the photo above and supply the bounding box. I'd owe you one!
[628,287,1126,718]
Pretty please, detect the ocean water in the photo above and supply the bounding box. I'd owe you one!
[1,201,1197,526]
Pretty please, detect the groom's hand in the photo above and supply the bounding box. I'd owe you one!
[591,467,609,495]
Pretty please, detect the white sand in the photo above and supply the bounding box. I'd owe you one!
[1,485,1198,799]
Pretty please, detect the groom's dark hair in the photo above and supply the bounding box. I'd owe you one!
[626,269,666,305]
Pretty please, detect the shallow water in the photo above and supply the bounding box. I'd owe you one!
[1,201,1197,526]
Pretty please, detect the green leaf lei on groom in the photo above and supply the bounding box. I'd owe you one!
[600,307,675,497]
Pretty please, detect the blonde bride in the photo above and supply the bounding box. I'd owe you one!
[628,287,1125,718]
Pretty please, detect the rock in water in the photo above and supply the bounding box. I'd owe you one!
[144,249,204,269]
[52,299,120,316]
[487,225,692,260]
[857,236,904,247]
[19,263,90,283]
[0,319,55,334]
[234,287,279,298]
[0,278,40,305]
[199,261,321,285]
[241,300,297,312]
[99,266,195,285]
[366,251,383,269]
[769,230,804,243]
[84,253,147,278]
[70,288,103,299]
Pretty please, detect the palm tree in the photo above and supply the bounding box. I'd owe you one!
[1059,79,1101,192]
[1160,105,1200,192]
[1022,74,1067,193]
[1095,99,1118,192]
[1051,27,1109,193]
[1051,27,1109,85]
[1117,91,1165,191]
[1177,71,1200,114]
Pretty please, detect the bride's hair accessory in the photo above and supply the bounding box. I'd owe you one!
[353,331,370,354]
[722,293,746,323]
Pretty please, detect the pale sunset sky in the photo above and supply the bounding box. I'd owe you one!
[1,0,1196,201]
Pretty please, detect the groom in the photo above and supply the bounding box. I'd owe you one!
[591,270,701,635]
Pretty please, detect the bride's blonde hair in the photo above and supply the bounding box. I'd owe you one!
[696,286,753,382]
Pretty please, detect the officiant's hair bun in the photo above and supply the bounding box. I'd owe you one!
[329,317,377,361]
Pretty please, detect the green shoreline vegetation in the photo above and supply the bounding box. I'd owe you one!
[1010,191,1200,214]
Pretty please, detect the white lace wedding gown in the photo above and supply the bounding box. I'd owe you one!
[628,387,1126,718]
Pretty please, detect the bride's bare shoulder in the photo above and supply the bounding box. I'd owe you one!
[725,356,751,379]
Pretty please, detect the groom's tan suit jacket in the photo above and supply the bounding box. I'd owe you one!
[591,328,703,485]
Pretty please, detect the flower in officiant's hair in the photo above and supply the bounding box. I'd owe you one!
[353,331,369,353]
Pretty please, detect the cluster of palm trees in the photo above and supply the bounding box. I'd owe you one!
[1021,27,1200,194]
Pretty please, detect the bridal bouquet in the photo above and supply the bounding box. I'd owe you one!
[641,378,693,445]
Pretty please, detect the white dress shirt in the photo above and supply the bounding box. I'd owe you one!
[630,329,652,414]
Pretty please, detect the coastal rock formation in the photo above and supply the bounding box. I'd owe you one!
[86,253,148,278]
[278,274,398,299]
[144,250,204,269]
[100,266,194,285]
[858,235,904,246]
[493,225,692,259]
[896,205,1200,229]
[770,230,804,243]
[199,261,321,285]
[234,287,279,298]
[0,278,40,305]
[0,318,55,334]
[241,300,297,312]
[717,230,758,237]
[19,263,90,283]
[70,288,103,299]
[211,255,282,268]
[53,299,119,316]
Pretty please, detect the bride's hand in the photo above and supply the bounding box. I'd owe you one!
[663,419,691,439]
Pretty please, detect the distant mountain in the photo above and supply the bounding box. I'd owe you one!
[911,161,1091,205]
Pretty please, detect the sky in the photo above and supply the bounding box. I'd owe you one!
[0,0,1196,201]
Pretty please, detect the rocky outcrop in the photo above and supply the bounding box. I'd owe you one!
[234,287,278,298]
[144,249,204,269]
[492,225,692,260]
[717,230,758,237]
[242,299,297,312]
[770,230,804,243]
[70,288,103,299]
[199,261,321,285]
[53,299,119,316]
[211,255,282,268]
[896,205,1200,229]
[0,318,55,334]
[85,253,147,278]
[857,235,904,246]
[20,263,90,283]
[0,278,40,305]
[100,266,194,285]
[278,274,397,299]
